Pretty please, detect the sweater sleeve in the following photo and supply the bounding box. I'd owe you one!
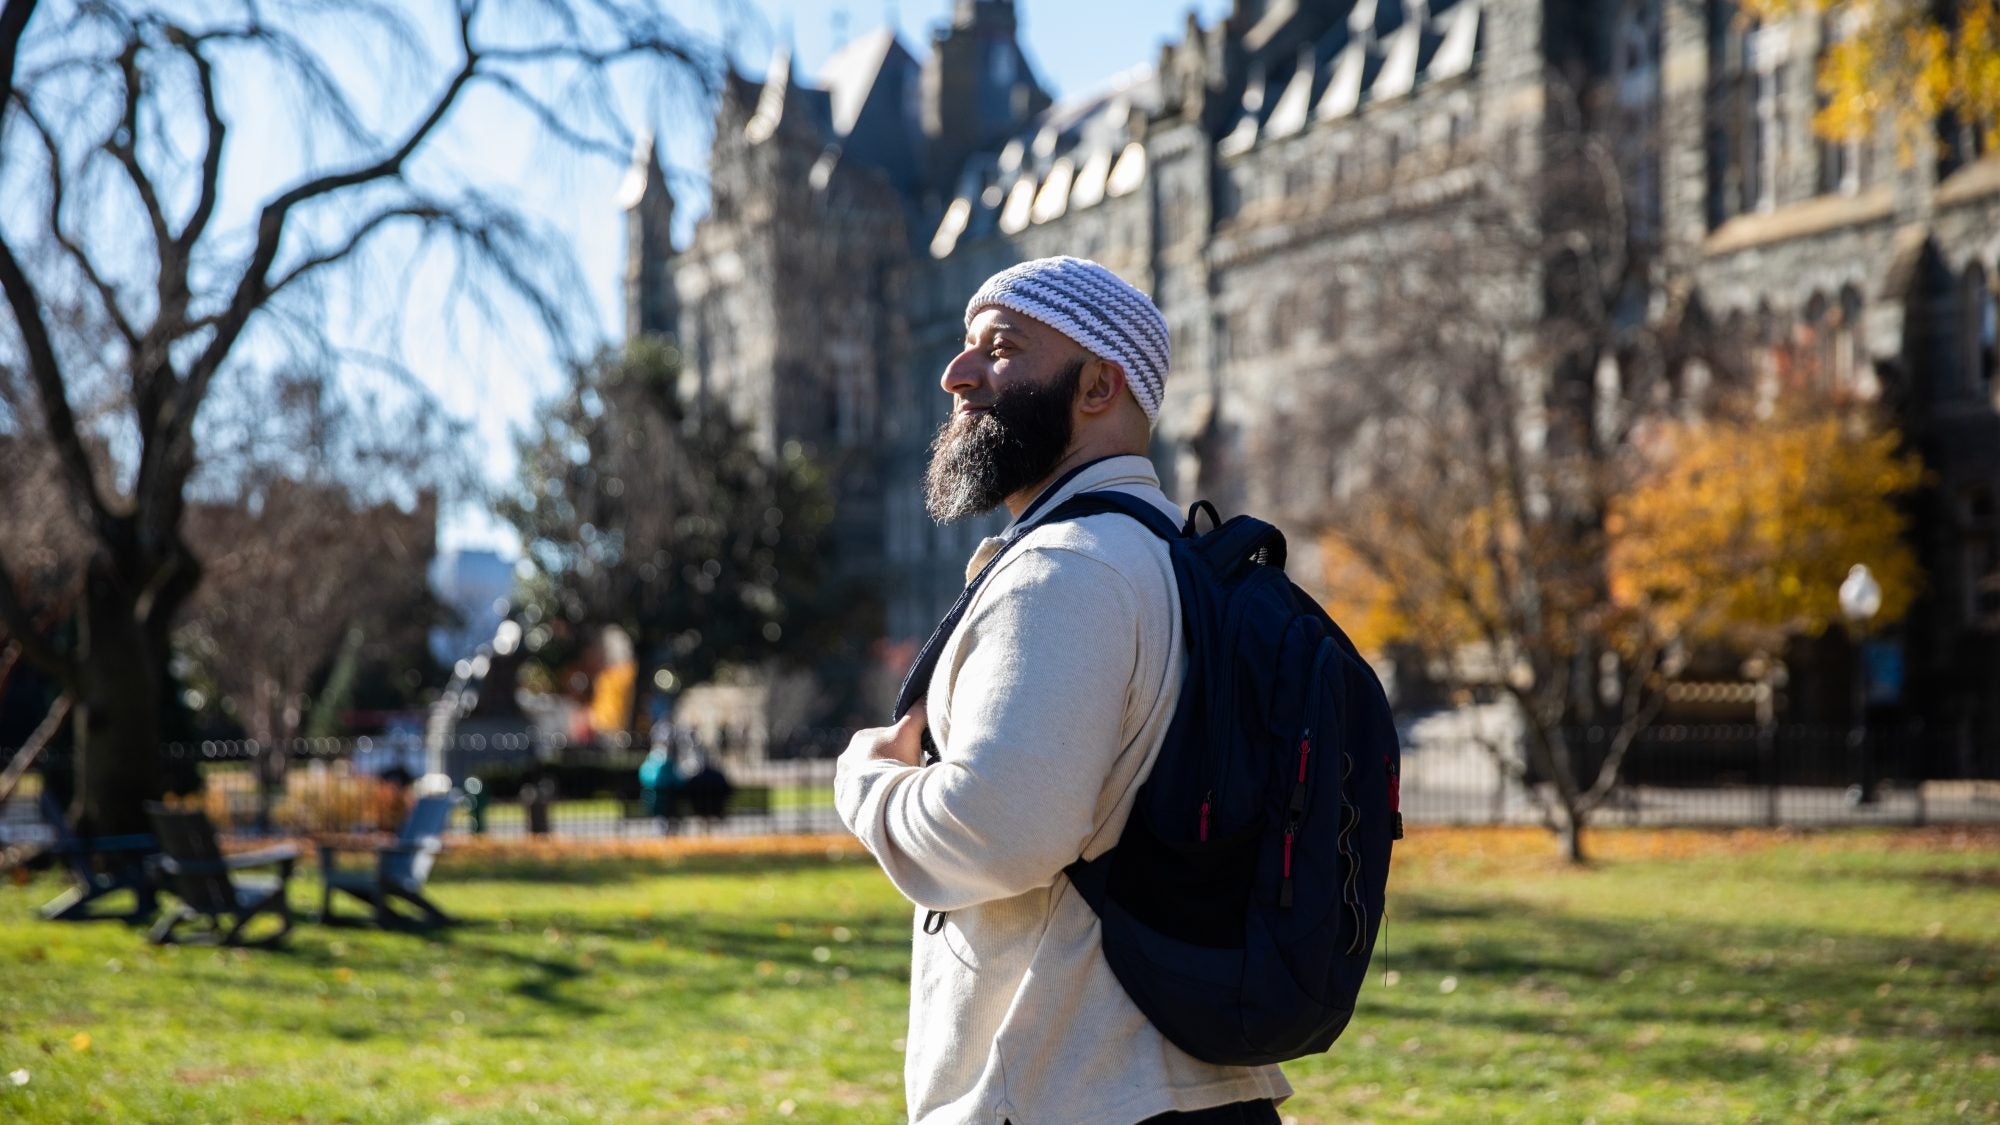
[835,545,1141,912]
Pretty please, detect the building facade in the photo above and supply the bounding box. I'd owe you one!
[626,0,2000,765]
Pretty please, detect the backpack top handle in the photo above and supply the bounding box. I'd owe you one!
[1183,500,1223,537]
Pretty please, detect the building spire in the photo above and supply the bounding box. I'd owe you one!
[621,130,679,341]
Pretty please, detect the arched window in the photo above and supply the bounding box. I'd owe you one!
[1801,291,1831,392]
[1837,286,1868,396]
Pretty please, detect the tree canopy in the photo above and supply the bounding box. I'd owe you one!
[503,340,840,707]
[1608,402,1926,646]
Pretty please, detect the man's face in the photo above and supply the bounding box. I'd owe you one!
[923,307,1086,524]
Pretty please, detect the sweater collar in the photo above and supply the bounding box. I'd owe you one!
[962,454,1163,582]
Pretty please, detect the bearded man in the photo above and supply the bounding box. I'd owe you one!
[836,257,1291,1125]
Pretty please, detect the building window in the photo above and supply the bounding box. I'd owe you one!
[1706,125,1732,228]
[1970,265,1999,394]
[1748,58,1785,213]
[1705,2,1759,227]
[1816,6,1865,196]
[1836,287,1868,395]
[1818,127,1861,196]
[1614,0,1663,240]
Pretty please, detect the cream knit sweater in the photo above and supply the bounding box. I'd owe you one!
[836,456,1292,1125]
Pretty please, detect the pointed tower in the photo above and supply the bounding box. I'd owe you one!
[920,0,1051,196]
[619,133,679,342]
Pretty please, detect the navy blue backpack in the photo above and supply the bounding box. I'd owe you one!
[895,488,1402,1067]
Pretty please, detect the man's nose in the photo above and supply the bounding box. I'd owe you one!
[940,349,984,396]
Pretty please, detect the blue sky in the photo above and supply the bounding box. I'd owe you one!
[3,1,1230,558]
[427,0,1236,557]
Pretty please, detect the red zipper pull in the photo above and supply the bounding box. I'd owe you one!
[1297,732,1312,784]
[1279,822,1297,908]
[1198,790,1212,842]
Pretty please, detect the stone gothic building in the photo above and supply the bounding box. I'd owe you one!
[624,0,2000,765]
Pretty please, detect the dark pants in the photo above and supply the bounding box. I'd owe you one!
[1140,1100,1282,1124]
[1007,1100,1281,1125]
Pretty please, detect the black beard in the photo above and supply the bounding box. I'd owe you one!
[923,358,1084,524]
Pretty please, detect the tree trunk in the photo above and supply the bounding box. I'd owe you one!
[1524,714,1594,866]
[71,558,167,836]
[1555,802,1589,865]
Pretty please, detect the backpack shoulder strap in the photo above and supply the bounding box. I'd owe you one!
[1047,490,1186,543]
[892,491,1182,726]
[893,537,1020,725]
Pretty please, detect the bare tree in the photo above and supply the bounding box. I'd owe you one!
[1302,81,1751,863]
[176,370,465,745]
[0,0,717,832]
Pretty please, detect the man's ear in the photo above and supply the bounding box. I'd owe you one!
[1076,356,1129,416]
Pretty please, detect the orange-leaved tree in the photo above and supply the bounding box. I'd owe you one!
[1608,400,1926,647]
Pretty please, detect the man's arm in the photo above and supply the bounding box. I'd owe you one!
[835,546,1141,911]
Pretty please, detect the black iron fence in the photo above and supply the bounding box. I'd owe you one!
[1403,720,2000,828]
[3,722,1996,848]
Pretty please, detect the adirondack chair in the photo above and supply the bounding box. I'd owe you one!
[317,793,454,929]
[144,803,299,947]
[37,793,159,923]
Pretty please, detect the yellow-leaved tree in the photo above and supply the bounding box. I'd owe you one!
[1319,398,1926,864]
[1608,403,1927,647]
[1743,0,2000,156]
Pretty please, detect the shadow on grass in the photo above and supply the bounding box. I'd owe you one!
[1371,889,2000,1085]
[269,900,913,1015]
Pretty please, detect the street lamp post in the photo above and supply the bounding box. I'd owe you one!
[1839,564,1883,806]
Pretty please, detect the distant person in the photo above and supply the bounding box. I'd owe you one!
[681,755,734,831]
[637,743,682,835]
[835,258,1288,1122]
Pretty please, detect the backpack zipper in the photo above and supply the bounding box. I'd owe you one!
[1281,634,1339,910]
[1279,728,1311,909]
[1198,789,1213,842]
[1279,815,1299,908]
[1386,753,1404,841]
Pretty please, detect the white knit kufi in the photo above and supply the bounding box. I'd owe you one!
[964,256,1171,422]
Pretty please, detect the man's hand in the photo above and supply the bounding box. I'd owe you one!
[842,700,929,769]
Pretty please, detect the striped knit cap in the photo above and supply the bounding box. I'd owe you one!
[965,256,1170,422]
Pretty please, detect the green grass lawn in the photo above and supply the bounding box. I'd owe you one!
[1,829,1996,1123]
[470,786,833,831]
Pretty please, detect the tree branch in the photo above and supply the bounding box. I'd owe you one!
[165,25,226,286]
[181,0,487,417]
[104,36,172,266]
[0,0,35,116]
[13,93,141,349]
[261,204,449,300]
[0,236,117,538]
